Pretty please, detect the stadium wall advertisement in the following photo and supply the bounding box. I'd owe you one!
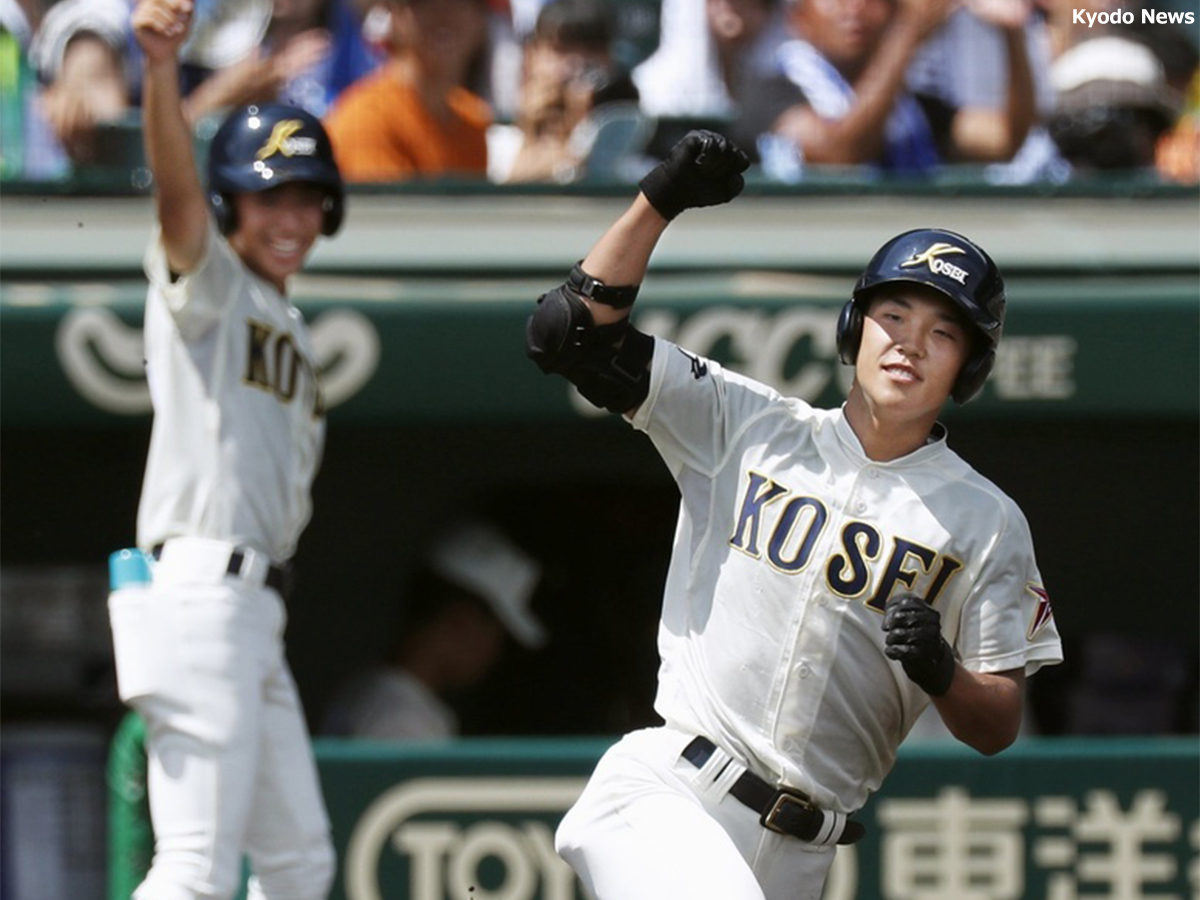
[313,738,1198,900]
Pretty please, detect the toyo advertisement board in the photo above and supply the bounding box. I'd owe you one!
[315,737,1199,900]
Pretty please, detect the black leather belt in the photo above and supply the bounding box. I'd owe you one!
[152,543,288,595]
[682,736,864,845]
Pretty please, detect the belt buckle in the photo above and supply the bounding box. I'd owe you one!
[760,788,815,836]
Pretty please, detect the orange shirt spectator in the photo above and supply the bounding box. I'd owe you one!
[323,0,491,182]
[325,71,489,179]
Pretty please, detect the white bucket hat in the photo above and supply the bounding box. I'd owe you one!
[428,520,547,648]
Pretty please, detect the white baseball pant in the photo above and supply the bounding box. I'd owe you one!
[556,726,837,900]
[108,541,334,900]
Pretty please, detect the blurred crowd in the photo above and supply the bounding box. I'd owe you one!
[1,0,1196,185]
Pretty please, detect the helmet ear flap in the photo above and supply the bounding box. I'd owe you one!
[952,347,995,404]
[321,193,344,236]
[211,192,236,235]
[836,299,862,366]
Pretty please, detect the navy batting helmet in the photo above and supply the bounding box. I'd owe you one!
[836,228,1006,404]
[206,103,345,236]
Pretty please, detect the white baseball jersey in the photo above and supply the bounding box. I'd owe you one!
[137,218,325,562]
[629,339,1063,813]
[111,218,335,900]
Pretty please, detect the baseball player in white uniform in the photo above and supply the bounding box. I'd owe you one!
[524,131,1064,900]
[105,2,343,898]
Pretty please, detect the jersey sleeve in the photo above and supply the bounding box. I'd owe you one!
[142,217,242,342]
[953,502,1063,677]
[629,337,791,478]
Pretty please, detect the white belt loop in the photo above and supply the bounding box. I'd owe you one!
[152,537,273,589]
[233,546,270,587]
[811,810,849,847]
[691,742,748,802]
[710,756,748,800]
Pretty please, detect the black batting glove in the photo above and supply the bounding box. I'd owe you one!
[882,593,956,697]
[638,130,750,221]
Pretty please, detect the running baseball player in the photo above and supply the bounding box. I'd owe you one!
[525,131,1063,900]
[104,1,342,898]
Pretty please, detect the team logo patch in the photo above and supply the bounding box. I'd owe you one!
[256,120,318,161]
[1025,584,1054,640]
[900,242,970,285]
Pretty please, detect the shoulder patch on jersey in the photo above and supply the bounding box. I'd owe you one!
[677,347,708,380]
[1025,584,1054,640]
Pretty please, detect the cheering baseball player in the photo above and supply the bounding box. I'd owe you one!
[105,1,343,898]
[525,132,1063,899]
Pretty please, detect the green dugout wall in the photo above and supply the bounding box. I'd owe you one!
[1,186,1198,736]
[103,731,1200,900]
[315,736,1199,900]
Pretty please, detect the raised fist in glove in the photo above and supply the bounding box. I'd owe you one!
[882,593,956,697]
[639,130,751,221]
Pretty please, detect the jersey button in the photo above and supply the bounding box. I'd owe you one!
[798,663,812,678]
[817,595,828,607]
[855,500,867,513]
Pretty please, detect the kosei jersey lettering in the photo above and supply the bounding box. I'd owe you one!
[137,220,325,562]
[630,341,1062,812]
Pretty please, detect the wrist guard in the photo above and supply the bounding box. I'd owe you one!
[567,262,639,310]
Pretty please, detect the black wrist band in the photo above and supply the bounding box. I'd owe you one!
[567,262,640,310]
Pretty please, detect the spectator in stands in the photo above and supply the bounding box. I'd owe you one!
[632,0,797,160]
[1,0,73,179]
[29,0,275,164]
[488,0,645,184]
[322,519,546,740]
[1046,35,1183,172]
[28,0,144,166]
[28,0,375,169]
[767,0,1037,175]
[1117,12,1200,184]
[704,0,802,157]
[323,0,491,182]
[1155,67,1198,184]
[907,2,1066,184]
[184,0,380,124]
[472,0,529,123]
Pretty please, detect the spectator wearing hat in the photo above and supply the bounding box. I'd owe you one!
[1047,34,1183,171]
[322,519,546,739]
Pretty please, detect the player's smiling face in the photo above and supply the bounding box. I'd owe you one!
[855,286,971,419]
[229,183,328,291]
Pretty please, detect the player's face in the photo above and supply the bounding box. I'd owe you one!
[229,183,328,291]
[856,287,971,420]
